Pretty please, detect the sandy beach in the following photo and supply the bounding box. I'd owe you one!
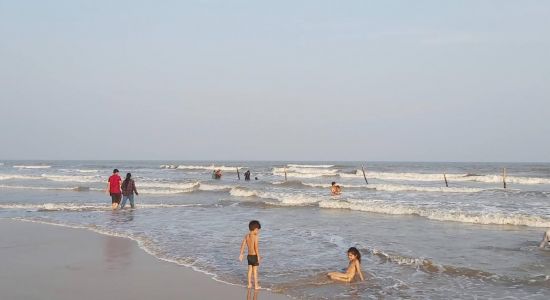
[0,219,288,300]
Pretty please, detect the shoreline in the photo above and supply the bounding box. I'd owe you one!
[0,218,289,300]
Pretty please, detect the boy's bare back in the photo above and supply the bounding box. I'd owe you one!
[245,233,258,255]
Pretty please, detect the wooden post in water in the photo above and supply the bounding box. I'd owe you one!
[502,168,507,189]
[284,168,288,182]
[237,168,240,180]
[444,173,449,187]
[361,165,369,185]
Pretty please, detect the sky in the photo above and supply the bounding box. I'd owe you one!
[0,0,549,161]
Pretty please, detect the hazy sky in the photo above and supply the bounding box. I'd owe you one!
[1,1,549,161]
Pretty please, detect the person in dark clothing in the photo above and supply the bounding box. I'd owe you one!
[120,173,139,209]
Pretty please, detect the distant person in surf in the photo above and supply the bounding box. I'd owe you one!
[539,229,550,248]
[328,247,364,282]
[331,182,342,195]
[214,169,222,179]
[239,220,262,290]
[244,170,251,181]
[107,169,122,210]
[120,173,139,209]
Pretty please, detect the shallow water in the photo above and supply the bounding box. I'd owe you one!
[1,161,549,299]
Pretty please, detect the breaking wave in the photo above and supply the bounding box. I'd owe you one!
[287,164,334,168]
[368,184,483,193]
[0,174,40,181]
[0,202,201,211]
[13,165,51,169]
[319,199,550,227]
[229,187,322,206]
[0,184,99,192]
[342,171,550,185]
[276,181,483,193]
[160,165,242,172]
[41,174,100,183]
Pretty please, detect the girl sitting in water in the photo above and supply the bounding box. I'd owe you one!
[328,247,364,282]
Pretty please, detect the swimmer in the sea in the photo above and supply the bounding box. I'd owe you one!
[328,247,364,282]
[331,181,342,195]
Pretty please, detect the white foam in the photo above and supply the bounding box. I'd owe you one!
[0,203,108,211]
[161,165,242,172]
[345,170,550,185]
[0,174,40,181]
[0,184,77,191]
[274,167,337,175]
[136,181,200,194]
[13,165,51,169]
[287,164,334,168]
[0,202,200,211]
[263,193,321,206]
[198,183,233,191]
[41,174,100,183]
[302,182,364,188]
[77,169,99,173]
[369,184,483,193]
[138,189,187,194]
[229,187,259,197]
[138,181,200,190]
[319,199,550,227]
[300,182,481,193]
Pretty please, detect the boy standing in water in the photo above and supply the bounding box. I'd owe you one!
[239,220,261,289]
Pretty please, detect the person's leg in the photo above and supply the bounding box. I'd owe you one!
[120,195,128,209]
[253,265,260,289]
[111,194,118,210]
[129,194,135,208]
[247,265,253,288]
[114,194,121,209]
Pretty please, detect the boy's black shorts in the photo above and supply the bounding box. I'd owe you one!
[247,255,259,266]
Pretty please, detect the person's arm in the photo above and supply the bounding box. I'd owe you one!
[239,236,246,261]
[255,235,260,263]
[540,231,549,248]
[346,264,356,281]
[355,261,364,281]
[133,181,138,195]
[106,179,110,194]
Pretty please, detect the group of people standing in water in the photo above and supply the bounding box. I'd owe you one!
[107,167,343,211]
[107,169,139,210]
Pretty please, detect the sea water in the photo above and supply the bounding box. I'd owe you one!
[0,161,549,299]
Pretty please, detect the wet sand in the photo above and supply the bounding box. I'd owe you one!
[0,219,288,300]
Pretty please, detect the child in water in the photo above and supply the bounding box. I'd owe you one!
[331,181,342,195]
[239,220,262,289]
[328,247,364,282]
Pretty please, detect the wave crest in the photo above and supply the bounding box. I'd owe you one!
[319,199,550,227]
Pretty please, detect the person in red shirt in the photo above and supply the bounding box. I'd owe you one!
[107,169,122,210]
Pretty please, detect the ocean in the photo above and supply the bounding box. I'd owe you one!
[0,160,549,299]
